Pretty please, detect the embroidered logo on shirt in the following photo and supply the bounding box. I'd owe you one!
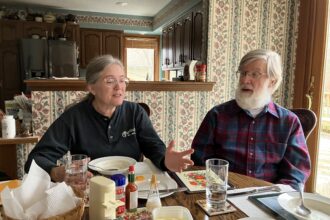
[122,128,136,137]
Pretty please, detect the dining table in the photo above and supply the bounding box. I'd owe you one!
[82,167,273,220]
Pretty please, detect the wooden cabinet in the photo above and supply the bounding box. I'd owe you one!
[182,13,193,65]
[23,22,50,38]
[0,20,23,110]
[0,20,80,110]
[174,21,183,67]
[80,29,102,68]
[103,31,122,59]
[161,3,204,70]
[192,9,203,61]
[80,28,123,67]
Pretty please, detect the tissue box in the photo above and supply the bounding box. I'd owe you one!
[1,199,84,220]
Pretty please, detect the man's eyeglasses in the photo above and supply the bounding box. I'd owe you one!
[104,77,129,87]
[236,70,267,80]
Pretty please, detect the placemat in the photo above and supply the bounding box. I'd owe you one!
[248,193,297,220]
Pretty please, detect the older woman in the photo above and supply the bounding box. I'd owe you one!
[25,55,193,181]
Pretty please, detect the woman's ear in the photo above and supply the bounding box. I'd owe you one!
[87,84,95,95]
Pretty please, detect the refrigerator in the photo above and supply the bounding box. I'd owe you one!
[20,39,78,79]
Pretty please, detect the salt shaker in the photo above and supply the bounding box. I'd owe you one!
[1,115,16,138]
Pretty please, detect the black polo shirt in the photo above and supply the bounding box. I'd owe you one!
[24,99,166,175]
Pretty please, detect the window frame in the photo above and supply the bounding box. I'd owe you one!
[123,35,160,81]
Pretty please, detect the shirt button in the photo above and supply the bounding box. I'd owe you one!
[248,170,252,174]
[250,137,254,141]
[110,136,113,139]
[250,152,253,156]
[252,121,255,124]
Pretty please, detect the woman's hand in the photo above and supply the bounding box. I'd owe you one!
[165,140,194,172]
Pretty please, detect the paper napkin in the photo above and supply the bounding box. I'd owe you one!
[0,160,80,219]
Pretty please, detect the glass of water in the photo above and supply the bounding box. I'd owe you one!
[205,158,229,211]
[58,154,89,199]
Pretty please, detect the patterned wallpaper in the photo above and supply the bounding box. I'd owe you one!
[26,0,300,174]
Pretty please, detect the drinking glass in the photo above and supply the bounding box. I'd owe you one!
[59,154,89,199]
[205,158,229,210]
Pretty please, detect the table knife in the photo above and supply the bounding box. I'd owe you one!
[138,187,188,194]
[227,185,281,197]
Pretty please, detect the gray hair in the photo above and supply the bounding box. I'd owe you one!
[85,55,124,85]
[238,49,283,92]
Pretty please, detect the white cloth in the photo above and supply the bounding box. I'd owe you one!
[0,160,80,219]
[227,184,295,218]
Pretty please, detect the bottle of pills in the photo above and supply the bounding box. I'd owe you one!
[110,174,126,217]
[1,115,16,138]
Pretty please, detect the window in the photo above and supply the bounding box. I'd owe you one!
[123,35,160,81]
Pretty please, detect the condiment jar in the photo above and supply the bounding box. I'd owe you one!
[1,115,16,138]
[110,174,126,217]
[195,64,207,82]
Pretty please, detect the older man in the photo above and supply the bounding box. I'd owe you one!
[191,49,311,189]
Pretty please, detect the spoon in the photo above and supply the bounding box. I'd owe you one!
[296,183,311,217]
[88,164,118,171]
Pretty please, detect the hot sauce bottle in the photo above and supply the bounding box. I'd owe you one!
[125,165,138,212]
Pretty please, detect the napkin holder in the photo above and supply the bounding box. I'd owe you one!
[1,199,84,220]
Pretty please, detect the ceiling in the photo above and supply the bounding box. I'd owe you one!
[0,0,173,17]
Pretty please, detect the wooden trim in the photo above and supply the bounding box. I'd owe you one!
[0,136,39,145]
[24,79,215,91]
[294,0,328,192]
[123,35,160,81]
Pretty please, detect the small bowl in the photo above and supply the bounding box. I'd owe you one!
[152,206,193,220]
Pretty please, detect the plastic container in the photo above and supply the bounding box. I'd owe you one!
[152,206,193,220]
[110,174,126,217]
[1,115,16,138]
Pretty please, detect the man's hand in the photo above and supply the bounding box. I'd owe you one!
[165,140,194,172]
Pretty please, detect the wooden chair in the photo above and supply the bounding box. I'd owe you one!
[290,108,317,140]
[138,102,151,116]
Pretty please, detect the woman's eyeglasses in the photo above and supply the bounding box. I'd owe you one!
[104,77,129,87]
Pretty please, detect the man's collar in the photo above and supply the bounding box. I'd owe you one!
[265,102,279,118]
[231,100,279,118]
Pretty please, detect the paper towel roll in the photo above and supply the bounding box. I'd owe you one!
[189,60,198,80]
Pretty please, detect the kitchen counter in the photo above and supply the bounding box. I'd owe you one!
[25,79,215,91]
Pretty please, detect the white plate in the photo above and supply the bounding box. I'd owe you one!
[136,173,178,199]
[88,156,136,175]
[278,192,330,220]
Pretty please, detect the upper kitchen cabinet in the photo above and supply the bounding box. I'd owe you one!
[80,29,102,68]
[23,22,51,38]
[0,20,23,43]
[0,20,23,110]
[161,25,174,69]
[22,21,80,42]
[161,2,205,70]
[80,28,123,68]
[192,8,203,61]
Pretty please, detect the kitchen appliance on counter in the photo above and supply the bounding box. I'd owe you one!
[19,39,78,80]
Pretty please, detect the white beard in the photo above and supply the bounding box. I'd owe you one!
[235,85,272,111]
